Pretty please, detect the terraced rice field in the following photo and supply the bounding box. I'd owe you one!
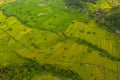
[0,0,120,80]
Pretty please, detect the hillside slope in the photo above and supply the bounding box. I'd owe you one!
[0,0,120,80]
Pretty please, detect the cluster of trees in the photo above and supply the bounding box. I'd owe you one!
[81,0,98,4]
[41,64,83,80]
[64,0,83,8]
[103,5,120,30]
[91,5,120,32]
[64,0,98,9]
[0,60,40,80]
[0,59,83,80]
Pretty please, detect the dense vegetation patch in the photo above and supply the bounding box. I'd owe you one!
[64,0,98,9]
[0,58,83,80]
[81,0,98,4]
[64,0,83,8]
[103,6,120,30]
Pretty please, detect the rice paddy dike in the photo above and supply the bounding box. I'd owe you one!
[0,0,120,80]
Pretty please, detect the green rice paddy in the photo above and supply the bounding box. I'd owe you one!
[0,0,120,80]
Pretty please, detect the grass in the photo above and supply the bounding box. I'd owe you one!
[0,0,120,80]
[0,0,90,33]
[33,75,61,80]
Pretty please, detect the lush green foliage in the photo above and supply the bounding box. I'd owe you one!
[0,0,120,80]
[104,6,120,30]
